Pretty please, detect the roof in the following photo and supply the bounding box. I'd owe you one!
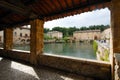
[0,0,111,30]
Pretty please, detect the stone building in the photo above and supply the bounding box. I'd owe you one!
[47,31,63,39]
[101,28,111,40]
[101,28,111,44]
[13,27,30,44]
[73,30,101,41]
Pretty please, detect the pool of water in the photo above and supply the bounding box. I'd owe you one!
[44,43,96,59]
[13,43,96,60]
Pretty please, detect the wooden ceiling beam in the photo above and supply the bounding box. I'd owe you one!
[45,0,110,18]
[23,0,38,5]
[40,1,51,13]
[87,0,90,10]
[71,0,75,7]
[50,0,59,10]
[64,0,69,9]
[0,11,12,20]
[57,0,64,10]
[0,1,29,15]
[44,0,54,11]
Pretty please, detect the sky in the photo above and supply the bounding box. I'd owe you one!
[44,8,110,30]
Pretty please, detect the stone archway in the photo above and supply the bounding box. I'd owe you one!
[94,35,98,40]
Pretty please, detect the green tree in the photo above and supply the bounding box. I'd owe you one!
[44,28,50,33]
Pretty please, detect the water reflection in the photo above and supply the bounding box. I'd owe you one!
[10,43,96,60]
[44,43,96,60]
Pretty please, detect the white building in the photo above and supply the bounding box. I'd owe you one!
[47,31,63,39]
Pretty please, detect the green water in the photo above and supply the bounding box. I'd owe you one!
[13,43,96,60]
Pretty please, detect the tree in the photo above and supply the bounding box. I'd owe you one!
[68,27,79,36]
[44,28,50,33]
[46,25,110,38]
[52,26,79,37]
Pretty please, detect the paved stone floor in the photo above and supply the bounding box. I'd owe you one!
[0,57,94,80]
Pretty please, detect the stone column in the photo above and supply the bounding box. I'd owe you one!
[4,28,13,50]
[114,53,120,80]
[30,19,44,65]
[111,0,120,80]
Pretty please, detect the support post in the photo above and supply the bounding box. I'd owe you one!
[4,27,13,50]
[111,0,120,80]
[30,19,44,65]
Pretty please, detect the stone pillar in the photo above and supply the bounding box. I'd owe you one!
[111,0,120,80]
[114,53,120,80]
[30,19,44,65]
[4,28,13,50]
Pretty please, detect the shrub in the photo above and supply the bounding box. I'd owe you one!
[93,40,98,53]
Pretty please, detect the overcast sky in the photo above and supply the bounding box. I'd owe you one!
[44,8,110,30]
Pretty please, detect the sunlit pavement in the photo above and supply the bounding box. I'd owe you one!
[0,57,94,80]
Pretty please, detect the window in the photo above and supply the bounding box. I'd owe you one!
[14,32,17,36]
[20,33,22,37]
[25,34,28,37]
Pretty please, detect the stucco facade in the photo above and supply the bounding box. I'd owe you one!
[47,31,63,39]
[13,27,30,44]
[73,30,101,41]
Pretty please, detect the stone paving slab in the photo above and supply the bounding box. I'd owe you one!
[0,57,94,80]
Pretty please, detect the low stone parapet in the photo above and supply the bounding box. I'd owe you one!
[38,54,111,80]
[0,49,30,62]
[0,49,111,80]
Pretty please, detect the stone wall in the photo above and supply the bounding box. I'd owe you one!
[0,49,111,80]
[73,30,101,41]
[38,54,111,80]
[0,49,30,62]
[114,53,120,80]
[96,41,110,61]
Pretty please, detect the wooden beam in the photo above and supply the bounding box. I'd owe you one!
[45,0,110,18]
[64,0,69,9]
[50,0,59,10]
[24,0,37,5]
[57,0,64,10]
[40,1,51,13]
[71,0,75,7]
[87,0,90,4]
[0,1,29,15]
[44,0,54,11]
[0,11,12,20]
[87,0,90,10]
